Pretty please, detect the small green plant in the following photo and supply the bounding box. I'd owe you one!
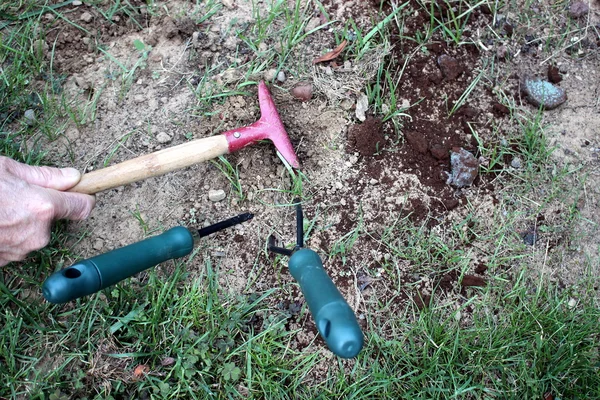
[211,155,245,200]
[98,39,152,99]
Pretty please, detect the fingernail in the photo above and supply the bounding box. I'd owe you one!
[63,168,81,180]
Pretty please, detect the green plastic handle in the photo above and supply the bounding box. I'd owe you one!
[42,226,194,304]
[288,248,364,358]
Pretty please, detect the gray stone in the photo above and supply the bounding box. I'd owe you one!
[24,109,36,126]
[447,148,479,188]
[80,12,93,23]
[569,1,589,18]
[156,132,172,144]
[72,0,83,5]
[276,70,286,82]
[355,93,368,122]
[208,189,226,202]
[510,156,522,169]
[522,76,567,109]
[263,69,277,82]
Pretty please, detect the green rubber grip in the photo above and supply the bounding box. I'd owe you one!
[42,226,194,304]
[288,248,364,358]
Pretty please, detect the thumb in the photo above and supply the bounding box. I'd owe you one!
[47,190,96,221]
[7,159,82,191]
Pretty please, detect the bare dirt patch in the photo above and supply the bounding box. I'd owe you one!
[32,0,600,366]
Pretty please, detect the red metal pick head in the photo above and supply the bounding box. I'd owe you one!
[223,81,300,168]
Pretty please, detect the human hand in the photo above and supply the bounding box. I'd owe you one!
[0,156,96,266]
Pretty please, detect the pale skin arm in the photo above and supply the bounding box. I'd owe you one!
[0,156,96,266]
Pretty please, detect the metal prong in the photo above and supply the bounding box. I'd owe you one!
[268,235,293,256]
[294,198,303,248]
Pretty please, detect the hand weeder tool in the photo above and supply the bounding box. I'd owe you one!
[268,201,364,358]
[42,213,253,304]
[69,81,299,194]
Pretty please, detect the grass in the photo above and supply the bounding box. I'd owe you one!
[1,0,600,399]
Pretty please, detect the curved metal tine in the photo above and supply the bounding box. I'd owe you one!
[268,235,293,256]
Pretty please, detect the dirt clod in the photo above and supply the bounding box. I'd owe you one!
[405,130,428,154]
[347,117,385,156]
[437,54,463,80]
[547,65,562,83]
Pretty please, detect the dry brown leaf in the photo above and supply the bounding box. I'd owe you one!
[543,393,554,400]
[133,364,149,379]
[313,40,347,64]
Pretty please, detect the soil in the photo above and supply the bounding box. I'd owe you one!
[25,0,600,372]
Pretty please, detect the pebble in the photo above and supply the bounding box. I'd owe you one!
[369,178,378,185]
[437,54,463,80]
[276,70,286,82]
[568,298,577,308]
[290,82,313,101]
[133,94,145,104]
[208,189,226,202]
[24,109,36,126]
[222,0,234,9]
[355,93,369,122]
[522,76,567,109]
[447,148,479,188]
[93,238,104,251]
[569,1,589,18]
[80,12,93,23]
[304,16,321,33]
[72,0,82,5]
[263,69,277,82]
[510,156,522,169]
[156,132,172,144]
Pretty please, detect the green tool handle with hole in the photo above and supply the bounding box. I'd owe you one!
[288,248,364,359]
[42,213,253,304]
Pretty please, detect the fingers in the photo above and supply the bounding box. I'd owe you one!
[46,190,96,221]
[2,156,82,191]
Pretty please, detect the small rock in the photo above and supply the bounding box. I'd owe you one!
[437,54,463,80]
[547,65,562,83]
[133,94,145,104]
[222,0,235,9]
[24,109,36,126]
[496,45,509,60]
[369,178,378,185]
[523,229,538,246]
[510,156,522,169]
[343,60,352,69]
[304,16,321,33]
[447,148,479,188]
[568,298,577,308]
[72,0,82,5]
[290,82,313,101]
[93,238,104,251]
[324,66,333,75]
[522,76,567,109]
[263,69,277,82]
[222,68,240,83]
[569,1,589,18]
[74,75,91,90]
[430,143,449,160]
[161,357,176,367]
[156,132,172,144]
[355,93,369,122]
[208,189,226,202]
[80,12,93,23]
[276,70,286,82]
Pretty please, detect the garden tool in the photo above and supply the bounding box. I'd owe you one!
[70,81,299,194]
[42,212,253,304]
[268,200,364,359]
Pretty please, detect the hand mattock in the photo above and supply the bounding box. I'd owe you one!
[69,81,300,194]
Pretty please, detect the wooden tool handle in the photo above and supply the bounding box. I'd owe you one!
[70,135,229,194]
